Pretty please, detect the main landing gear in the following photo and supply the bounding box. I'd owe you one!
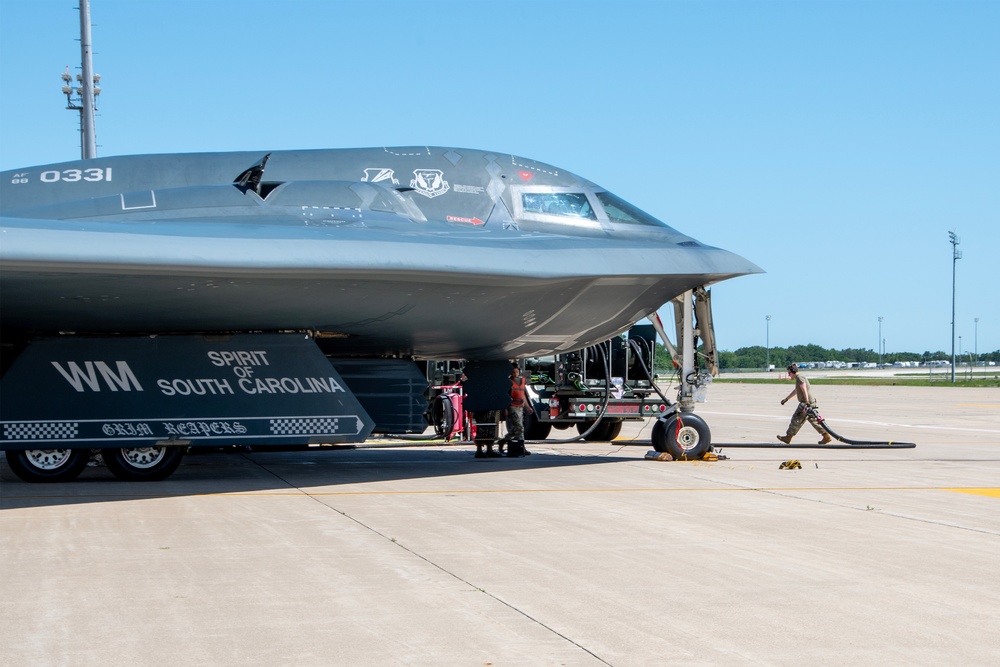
[650,412,712,460]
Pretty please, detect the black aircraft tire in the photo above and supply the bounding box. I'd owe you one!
[652,413,711,459]
[5,448,90,483]
[103,446,185,482]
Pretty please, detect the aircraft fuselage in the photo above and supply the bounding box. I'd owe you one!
[1,147,761,360]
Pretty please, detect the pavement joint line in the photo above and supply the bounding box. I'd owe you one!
[266,469,615,666]
[627,469,1000,534]
[6,486,998,501]
[154,455,612,662]
[707,483,1000,536]
[276,485,997,495]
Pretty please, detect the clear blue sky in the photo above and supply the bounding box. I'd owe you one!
[1,0,997,356]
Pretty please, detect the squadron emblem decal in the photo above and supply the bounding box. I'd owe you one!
[361,168,399,185]
[410,169,450,198]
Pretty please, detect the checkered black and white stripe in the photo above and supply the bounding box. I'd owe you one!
[3,422,79,441]
[269,418,342,435]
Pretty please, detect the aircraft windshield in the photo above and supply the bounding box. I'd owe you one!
[595,191,667,227]
[521,192,596,220]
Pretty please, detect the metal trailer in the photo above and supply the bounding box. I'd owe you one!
[422,287,720,459]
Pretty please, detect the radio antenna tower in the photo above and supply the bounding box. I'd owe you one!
[61,0,100,159]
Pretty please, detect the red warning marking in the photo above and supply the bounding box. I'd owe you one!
[446,216,485,226]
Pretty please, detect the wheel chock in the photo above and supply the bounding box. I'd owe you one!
[779,459,802,470]
[644,451,722,462]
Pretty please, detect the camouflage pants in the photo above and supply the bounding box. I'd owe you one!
[506,406,525,440]
[786,401,825,437]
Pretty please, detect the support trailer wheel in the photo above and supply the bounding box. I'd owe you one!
[5,449,90,483]
[604,421,623,440]
[652,413,711,460]
[103,446,184,481]
[576,419,622,441]
[524,409,552,440]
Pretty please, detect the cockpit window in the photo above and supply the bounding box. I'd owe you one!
[521,192,596,220]
[595,191,667,227]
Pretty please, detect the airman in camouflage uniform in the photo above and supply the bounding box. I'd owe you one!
[777,364,832,444]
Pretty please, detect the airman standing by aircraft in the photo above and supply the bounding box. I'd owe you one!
[505,365,533,457]
[778,363,832,444]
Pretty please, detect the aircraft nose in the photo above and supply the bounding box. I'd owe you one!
[698,246,765,282]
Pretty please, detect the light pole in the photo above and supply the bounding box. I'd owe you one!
[949,231,961,383]
[765,315,771,372]
[60,0,100,159]
[878,316,883,367]
[974,317,979,367]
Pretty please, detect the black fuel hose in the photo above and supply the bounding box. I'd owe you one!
[805,406,916,447]
[530,340,615,444]
[721,410,916,449]
[626,337,675,410]
[387,346,614,446]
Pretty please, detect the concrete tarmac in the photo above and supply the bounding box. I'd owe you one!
[2,383,999,666]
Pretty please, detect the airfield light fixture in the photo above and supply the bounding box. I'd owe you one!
[949,231,961,383]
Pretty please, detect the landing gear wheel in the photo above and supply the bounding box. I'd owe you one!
[103,446,184,481]
[652,413,711,459]
[5,449,90,483]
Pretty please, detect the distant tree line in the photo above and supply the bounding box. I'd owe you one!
[654,343,1000,371]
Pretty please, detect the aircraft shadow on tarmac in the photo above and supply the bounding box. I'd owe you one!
[0,445,637,510]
